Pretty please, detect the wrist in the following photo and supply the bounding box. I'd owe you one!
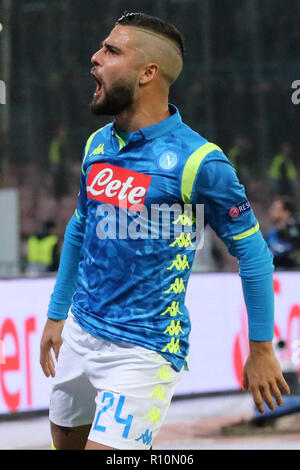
[47,313,67,322]
[249,340,273,354]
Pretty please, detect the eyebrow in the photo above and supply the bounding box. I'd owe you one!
[101,40,122,53]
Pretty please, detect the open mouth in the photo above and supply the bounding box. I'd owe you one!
[91,72,103,97]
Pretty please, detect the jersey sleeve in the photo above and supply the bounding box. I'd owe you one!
[72,169,87,235]
[185,146,274,342]
[190,150,258,242]
[47,144,88,320]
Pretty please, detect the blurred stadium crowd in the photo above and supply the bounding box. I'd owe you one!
[0,0,300,274]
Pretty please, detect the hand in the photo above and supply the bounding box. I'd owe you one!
[243,340,291,414]
[40,318,65,378]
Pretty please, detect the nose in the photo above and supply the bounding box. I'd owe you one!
[91,49,103,67]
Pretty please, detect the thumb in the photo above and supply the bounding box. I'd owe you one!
[52,339,63,362]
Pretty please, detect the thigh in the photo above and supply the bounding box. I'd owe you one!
[49,315,97,436]
[86,344,183,450]
[51,421,92,450]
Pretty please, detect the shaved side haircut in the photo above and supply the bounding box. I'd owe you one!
[116,12,185,59]
[116,12,185,86]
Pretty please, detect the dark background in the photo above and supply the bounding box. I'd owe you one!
[0,0,299,269]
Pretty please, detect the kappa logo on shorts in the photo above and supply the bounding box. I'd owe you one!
[135,429,153,446]
[229,200,251,218]
[87,163,152,211]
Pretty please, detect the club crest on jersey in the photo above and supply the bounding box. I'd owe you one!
[158,151,178,170]
[87,163,152,211]
[229,200,251,218]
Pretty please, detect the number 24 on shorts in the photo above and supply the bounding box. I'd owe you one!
[93,392,133,438]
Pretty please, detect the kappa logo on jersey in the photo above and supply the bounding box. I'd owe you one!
[89,143,105,156]
[229,200,251,218]
[158,151,178,170]
[87,163,152,211]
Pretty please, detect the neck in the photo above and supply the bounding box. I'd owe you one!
[114,93,170,132]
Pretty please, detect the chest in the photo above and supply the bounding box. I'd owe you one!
[84,146,184,211]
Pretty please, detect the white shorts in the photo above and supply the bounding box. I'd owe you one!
[49,313,183,450]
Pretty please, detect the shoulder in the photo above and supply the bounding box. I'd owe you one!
[171,122,208,154]
[178,125,235,203]
[160,122,209,174]
[81,123,112,171]
[84,123,112,151]
[174,122,230,166]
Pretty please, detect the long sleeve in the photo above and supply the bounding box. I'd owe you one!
[47,167,87,320]
[191,150,274,340]
[224,232,274,340]
[47,214,85,320]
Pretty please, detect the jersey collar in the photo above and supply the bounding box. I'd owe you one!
[112,104,182,144]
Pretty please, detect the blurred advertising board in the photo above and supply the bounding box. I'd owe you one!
[0,272,299,414]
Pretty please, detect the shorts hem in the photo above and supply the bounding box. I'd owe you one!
[87,432,150,450]
[49,414,93,429]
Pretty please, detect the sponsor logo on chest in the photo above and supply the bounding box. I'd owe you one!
[87,163,152,210]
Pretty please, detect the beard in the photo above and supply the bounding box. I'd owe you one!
[90,77,135,116]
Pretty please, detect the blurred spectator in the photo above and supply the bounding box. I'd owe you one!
[227,136,252,187]
[26,220,60,274]
[49,126,69,200]
[265,197,300,269]
[268,142,298,196]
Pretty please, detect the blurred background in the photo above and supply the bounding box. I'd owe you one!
[0,0,300,275]
[0,0,300,450]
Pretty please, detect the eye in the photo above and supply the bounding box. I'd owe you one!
[107,47,117,55]
[100,43,119,55]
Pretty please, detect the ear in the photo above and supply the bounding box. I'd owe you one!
[139,63,159,85]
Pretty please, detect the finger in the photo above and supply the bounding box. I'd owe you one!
[251,386,265,414]
[277,376,291,396]
[260,384,276,411]
[41,359,50,377]
[243,371,249,391]
[47,351,56,378]
[270,382,283,406]
[40,343,51,377]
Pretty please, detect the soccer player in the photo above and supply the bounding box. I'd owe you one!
[40,12,290,450]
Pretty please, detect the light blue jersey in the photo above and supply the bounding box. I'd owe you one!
[48,104,274,372]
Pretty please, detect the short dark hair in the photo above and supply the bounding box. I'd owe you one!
[116,12,185,59]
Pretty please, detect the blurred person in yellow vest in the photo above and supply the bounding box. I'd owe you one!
[26,220,60,274]
[49,126,69,200]
[227,135,252,188]
[268,142,298,196]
